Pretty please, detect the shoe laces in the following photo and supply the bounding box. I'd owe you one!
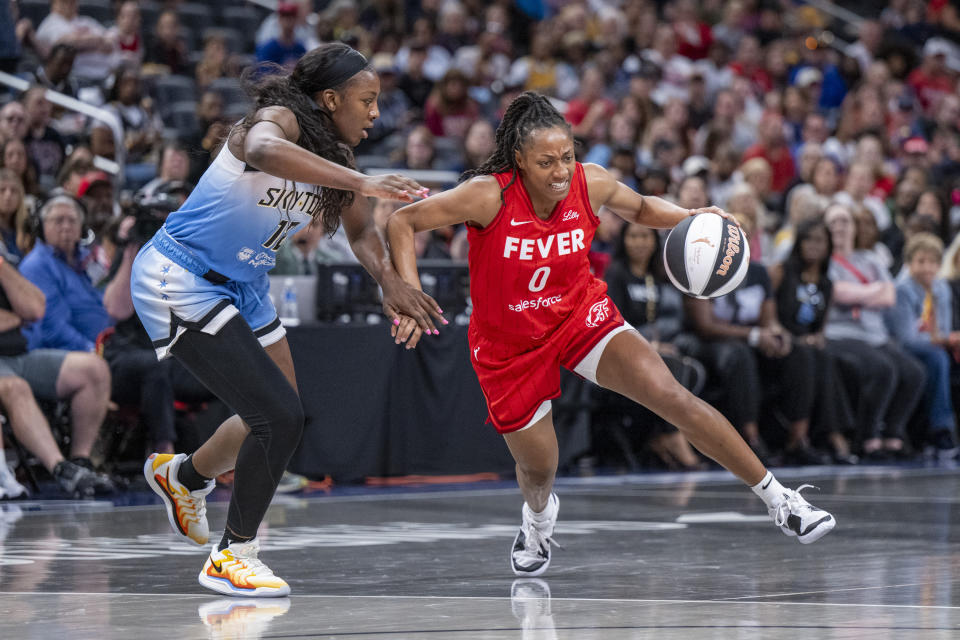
[175,480,213,524]
[228,541,275,579]
[516,519,562,565]
[773,484,817,528]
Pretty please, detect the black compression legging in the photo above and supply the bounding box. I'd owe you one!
[170,315,304,539]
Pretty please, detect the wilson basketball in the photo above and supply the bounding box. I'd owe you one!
[663,213,750,299]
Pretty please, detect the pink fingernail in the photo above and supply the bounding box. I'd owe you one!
[442,319,449,325]
[393,318,400,325]
[437,307,444,313]
[433,330,440,335]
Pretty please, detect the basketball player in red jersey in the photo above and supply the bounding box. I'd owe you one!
[387,93,835,577]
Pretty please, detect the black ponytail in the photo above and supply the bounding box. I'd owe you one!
[460,91,571,202]
[240,43,371,234]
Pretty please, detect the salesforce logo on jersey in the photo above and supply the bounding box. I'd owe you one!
[237,247,276,268]
[509,295,562,312]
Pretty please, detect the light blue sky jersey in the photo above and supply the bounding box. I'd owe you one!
[160,143,318,282]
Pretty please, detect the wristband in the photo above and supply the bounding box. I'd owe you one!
[748,327,760,347]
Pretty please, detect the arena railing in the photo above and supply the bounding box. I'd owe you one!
[0,70,126,184]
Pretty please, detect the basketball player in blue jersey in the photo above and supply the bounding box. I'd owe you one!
[133,43,446,597]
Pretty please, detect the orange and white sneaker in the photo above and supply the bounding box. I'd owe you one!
[198,538,290,597]
[198,597,292,639]
[144,452,215,546]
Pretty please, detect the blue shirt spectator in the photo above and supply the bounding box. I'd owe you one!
[255,2,305,68]
[19,196,112,351]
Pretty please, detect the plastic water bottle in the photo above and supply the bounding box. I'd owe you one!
[280,278,300,326]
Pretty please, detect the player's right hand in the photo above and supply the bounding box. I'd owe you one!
[360,174,429,203]
[382,278,447,337]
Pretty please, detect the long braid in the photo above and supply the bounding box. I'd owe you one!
[460,92,571,202]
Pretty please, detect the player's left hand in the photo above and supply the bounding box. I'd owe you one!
[360,173,430,203]
[391,315,424,349]
[382,278,448,336]
[688,206,739,225]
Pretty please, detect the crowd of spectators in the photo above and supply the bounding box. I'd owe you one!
[2,0,960,493]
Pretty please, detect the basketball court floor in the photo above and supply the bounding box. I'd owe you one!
[1,464,958,639]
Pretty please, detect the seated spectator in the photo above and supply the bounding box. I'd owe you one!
[256,2,306,68]
[566,66,617,140]
[583,113,639,168]
[725,182,770,263]
[0,139,39,216]
[104,64,163,187]
[824,201,925,459]
[505,31,578,100]
[22,87,65,191]
[195,32,238,91]
[108,0,142,67]
[140,141,191,198]
[0,101,28,143]
[101,208,214,454]
[685,213,821,465]
[837,161,890,232]
[0,242,114,497]
[0,170,31,264]
[771,186,824,263]
[19,195,112,351]
[770,218,857,463]
[34,0,116,84]
[889,233,959,458]
[397,44,435,115]
[423,69,480,139]
[461,119,495,174]
[742,111,796,195]
[365,54,411,147]
[603,223,704,470]
[31,43,79,99]
[854,205,895,273]
[394,125,437,171]
[143,10,188,75]
[185,90,229,183]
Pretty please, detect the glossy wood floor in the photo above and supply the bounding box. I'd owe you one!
[1,465,958,639]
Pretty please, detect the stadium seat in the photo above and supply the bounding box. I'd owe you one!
[208,77,249,110]
[139,0,161,34]
[203,27,244,55]
[78,0,113,26]
[17,0,48,27]
[222,5,264,49]
[152,75,198,117]
[165,101,200,137]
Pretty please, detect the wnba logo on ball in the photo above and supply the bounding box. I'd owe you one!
[585,299,610,327]
[715,224,742,277]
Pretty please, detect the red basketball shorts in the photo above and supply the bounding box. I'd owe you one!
[468,293,628,434]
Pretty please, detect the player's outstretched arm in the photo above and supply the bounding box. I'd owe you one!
[339,195,446,337]
[386,176,501,347]
[242,106,427,202]
[582,163,728,228]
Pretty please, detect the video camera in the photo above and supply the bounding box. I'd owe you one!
[126,180,191,246]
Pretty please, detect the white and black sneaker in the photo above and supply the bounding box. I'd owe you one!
[511,578,556,638]
[770,484,835,544]
[511,493,559,577]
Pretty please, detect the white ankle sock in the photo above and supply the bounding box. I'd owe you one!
[527,494,556,522]
[751,471,788,508]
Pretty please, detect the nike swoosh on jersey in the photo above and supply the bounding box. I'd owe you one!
[510,219,533,226]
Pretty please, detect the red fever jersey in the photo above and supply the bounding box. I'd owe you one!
[466,163,624,432]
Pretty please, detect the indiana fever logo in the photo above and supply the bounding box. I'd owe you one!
[715,224,742,276]
[585,298,610,328]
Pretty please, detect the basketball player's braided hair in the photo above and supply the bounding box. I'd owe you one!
[460,92,572,201]
[241,43,369,234]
